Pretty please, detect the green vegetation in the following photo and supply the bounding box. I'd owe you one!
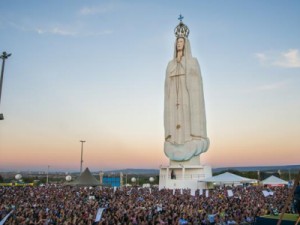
[262,213,298,222]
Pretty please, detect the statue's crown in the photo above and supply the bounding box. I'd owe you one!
[174,14,189,38]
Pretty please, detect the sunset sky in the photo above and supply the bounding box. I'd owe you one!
[0,1,299,172]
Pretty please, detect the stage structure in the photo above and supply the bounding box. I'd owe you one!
[159,15,212,190]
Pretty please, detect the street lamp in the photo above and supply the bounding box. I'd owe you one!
[0,51,12,120]
[80,140,86,174]
[66,175,72,182]
[131,177,136,184]
[46,165,50,184]
[15,174,22,180]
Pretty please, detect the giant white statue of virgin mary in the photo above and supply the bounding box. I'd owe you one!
[164,18,209,163]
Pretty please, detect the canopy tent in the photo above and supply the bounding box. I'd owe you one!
[200,172,256,184]
[261,175,288,186]
[67,167,100,186]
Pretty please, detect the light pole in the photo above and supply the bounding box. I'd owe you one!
[46,165,50,184]
[0,51,12,120]
[80,140,86,174]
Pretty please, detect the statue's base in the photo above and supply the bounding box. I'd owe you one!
[159,164,212,190]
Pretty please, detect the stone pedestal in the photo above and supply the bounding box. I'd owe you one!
[159,164,212,190]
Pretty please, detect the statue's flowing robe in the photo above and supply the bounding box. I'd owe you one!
[164,38,209,161]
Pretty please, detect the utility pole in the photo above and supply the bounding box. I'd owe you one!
[80,140,86,174]
[0,51,12,120]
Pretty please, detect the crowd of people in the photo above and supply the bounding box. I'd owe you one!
[0,184,297,225]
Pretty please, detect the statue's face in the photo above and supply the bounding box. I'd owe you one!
[177,38,185,51]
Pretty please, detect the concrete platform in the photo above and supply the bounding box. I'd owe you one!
[159,164,212,190]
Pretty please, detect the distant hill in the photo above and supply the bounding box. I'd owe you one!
[2,165,299,175]
[97,168,160,175]
[94,165,300,175]
[213,164,300,173]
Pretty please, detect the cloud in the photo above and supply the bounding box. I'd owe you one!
[242,80,290,93]
[8,21,29,32]
[4,5,117,37]
[6,20,77,37]
[255,49,300,68]
[80,7,106,15]
[79,4,115,15]
[35,27,113,37]
[7,20,112,37]
[36,27,77,36]
[255,53,267,63]
[273,49,300,68]
[256,80,289,91]
[84,30,113,36]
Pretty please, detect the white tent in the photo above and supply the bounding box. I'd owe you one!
[200,172,256,185]
[261,175,288,186]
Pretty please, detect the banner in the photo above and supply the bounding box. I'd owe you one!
[15,183,34,186]
[0,210,14,225]
[179,218,188,224]
[262,190,274,197]
[262,190,270,197]
[156,204,163,212]
[127,188,132,195]
[190,189,195,196]
[0,183,13,186]
[94,208,105,222]
[205,190,209,198]
[199,189,203,196]
[227,190,234,197]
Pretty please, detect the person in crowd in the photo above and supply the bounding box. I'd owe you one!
[0,184,295,225]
